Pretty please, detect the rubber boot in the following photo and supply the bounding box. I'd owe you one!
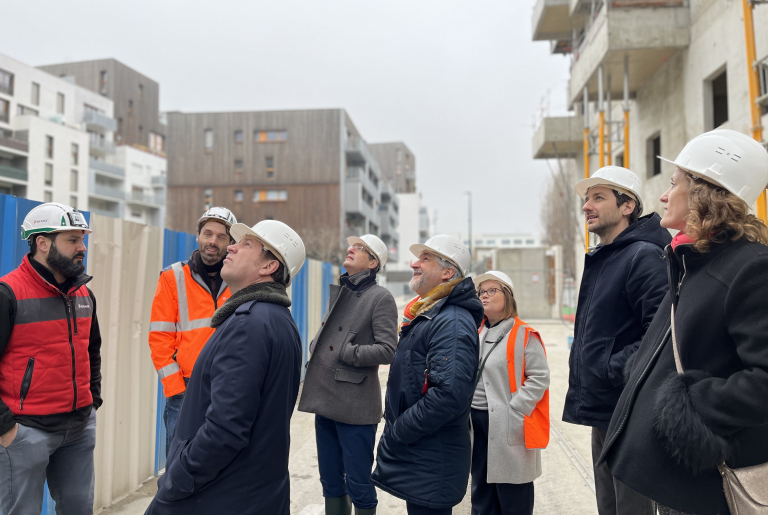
[325,495,352,515]
[354,507,376,515]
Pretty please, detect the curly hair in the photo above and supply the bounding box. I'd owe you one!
[684,174,768,252]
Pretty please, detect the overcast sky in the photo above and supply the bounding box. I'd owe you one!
[2,0,571,237]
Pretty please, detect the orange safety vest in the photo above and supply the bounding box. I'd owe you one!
[148,259,230,397]
[479,317,550,449]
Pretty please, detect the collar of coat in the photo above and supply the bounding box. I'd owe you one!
[401,278,462,329]
[211,281,291,328]
[339,268,377,292]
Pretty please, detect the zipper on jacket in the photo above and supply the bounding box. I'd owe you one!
[70,298,79,335]
[64,297,78,411]
[676,255,688,298]
[19,357,35,410]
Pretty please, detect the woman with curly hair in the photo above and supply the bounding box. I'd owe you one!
[597,129,768,515]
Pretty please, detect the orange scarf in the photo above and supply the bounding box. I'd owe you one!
[400,279,462,330]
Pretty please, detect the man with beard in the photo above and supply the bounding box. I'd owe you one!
[149,207,236,453]
[0,202,102,514]
[564,167,670,515]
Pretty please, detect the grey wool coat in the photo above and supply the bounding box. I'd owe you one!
[297,281,398,425]
[473,317,550,484]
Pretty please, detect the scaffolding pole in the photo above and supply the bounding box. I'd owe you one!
[598,65,606,169]
[607,75,613,166]
[742,0,766,220]
[584,86,590,252]
[624,55,630,169]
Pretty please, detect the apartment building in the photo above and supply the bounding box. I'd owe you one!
[38,59,167,226]
[0,53,115,209]
[165,109,403,262]
[531,0,768,275]
[369,142,416,194]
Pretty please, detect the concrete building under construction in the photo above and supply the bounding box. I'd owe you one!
[532,0,768,271]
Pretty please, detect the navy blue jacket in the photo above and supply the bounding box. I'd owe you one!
[145,298,302,514]
[371,277,484,509]
[563,213,671,429]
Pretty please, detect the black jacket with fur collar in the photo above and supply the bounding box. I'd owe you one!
[599,235,768,514]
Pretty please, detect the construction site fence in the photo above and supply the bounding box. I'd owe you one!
[0,193,338,513]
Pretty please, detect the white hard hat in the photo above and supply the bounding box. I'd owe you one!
[21,203,91,240]
[659,129,768,206]
[473,270,514,296]
[410,234,470,276]
[229,220,306,285]
[575,166,644,215]
[347,234,388,268]
[198,207,237,229]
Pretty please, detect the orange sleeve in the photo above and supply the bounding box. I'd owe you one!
[148,270,186,397]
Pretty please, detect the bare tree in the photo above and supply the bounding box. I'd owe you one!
[540,158,580,279]
[298,226,346,265]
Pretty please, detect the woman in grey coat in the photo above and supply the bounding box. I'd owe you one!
[471,271,550,515]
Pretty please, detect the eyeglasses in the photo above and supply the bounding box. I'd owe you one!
[477,288,503,299]
[348,245,375,260]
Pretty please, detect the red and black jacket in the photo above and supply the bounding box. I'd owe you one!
[0,255,102,435]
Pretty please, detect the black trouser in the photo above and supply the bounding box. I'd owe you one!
[470,408,535,515]
[591,427,654,515]
[406,502,452,515]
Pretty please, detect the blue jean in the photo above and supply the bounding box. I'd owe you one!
[0,409,96,515]
[315,414,378,509]
[163,393,184,456]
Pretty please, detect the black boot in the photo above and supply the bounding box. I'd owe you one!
[354,507,376,515]
[325,495,352,515]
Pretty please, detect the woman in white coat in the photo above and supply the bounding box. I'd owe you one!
[471,271,550,515]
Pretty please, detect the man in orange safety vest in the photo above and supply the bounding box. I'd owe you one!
[149,207,236,453]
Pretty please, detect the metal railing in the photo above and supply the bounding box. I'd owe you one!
[90,158,125,178]
[0,164,27,182]
[151,175,166,185]
[83,110,117,132]
[0,134,29,153]
[128,190,165,206]
[91,182,126,200]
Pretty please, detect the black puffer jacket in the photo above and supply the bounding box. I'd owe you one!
[563,213,671,429]
[371,277,484,509]
[600,235,768,514]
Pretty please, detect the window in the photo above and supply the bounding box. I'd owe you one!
[526,239,535,245]
[235,159,243,172]
[254,130,287,142]
[759,60,768,115]
[486,239,496,245]
[70,170,78,191]
[139,84,143,99]
[204,129,213,152]
[56,93,65,115]
[71,143,78,165]
[45,163,53,186]
[131,211,142,218]
[204,188,213,210]
[117,118,123,142]
[615,152,624,168]
[84,104,98,115]
[30,82,39,106]
[44,191,52,203]
[266,156,275,180]
[17,105,38,116]
[100,70,108,95]
[704,71,728,130]
[45,136,54,159]
[514,239,522,245]
[253,189,288,202]
[0,99,8,123]
[647,134,661,177]
[234,130,243,143]
[475,239,482,245]
[0,69,13,95]
[234,190,244,202]
[70,195,77,209]
[150,132,165,153]
[501,239,511,245]
[138,125,143,144]
[128,100,133,118]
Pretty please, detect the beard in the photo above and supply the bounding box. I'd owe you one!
[198,242,227,266]
[48,243,85,278]
[409,273,425,293]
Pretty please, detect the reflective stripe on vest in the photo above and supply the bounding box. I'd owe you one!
[171,262,213,331]
[504,318,550,450]
[157,362,181,379]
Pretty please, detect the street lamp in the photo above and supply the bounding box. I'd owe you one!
[464,191,472,272]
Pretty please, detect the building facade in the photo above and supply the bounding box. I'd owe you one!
[0,53,115,210]
[37,58,168,226]
[368,142,416,194]
[165,109,403,262]
[531,0,768,280]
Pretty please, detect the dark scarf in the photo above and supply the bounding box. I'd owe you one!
[191,250,224,297]
[339,268,377,292]
[211,281,291,328]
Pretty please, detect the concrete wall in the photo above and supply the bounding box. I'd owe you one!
[493,247,558,320]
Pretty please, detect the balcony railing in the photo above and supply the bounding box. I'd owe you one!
[83,110,117,132]
[90,158,125,178]
[89,141,116,155]
[91,182,126,200]
[0,164,28,182]
[151,175,166,185]
[128,191,165,207]
[0,133,29,154]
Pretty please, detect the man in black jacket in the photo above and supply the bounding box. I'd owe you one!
[565,167,670,515]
